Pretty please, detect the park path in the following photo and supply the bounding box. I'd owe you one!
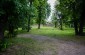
[17,34,85,55]
[1,34,85,55]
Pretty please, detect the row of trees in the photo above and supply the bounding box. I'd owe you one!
[53,0,85,35]
[0,0,51,40]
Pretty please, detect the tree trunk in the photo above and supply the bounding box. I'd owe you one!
[79,11,85,35]
[8,24,14,37]
[79,21,84,35]
[27,1,32,32]
[72,2,79,35]
[60,18,63,30]
[38,6,42,29]
[74,21,79,35]
[0,23,4,41]
[0,11,8,40]
[55,22,57,28]
[38,18,41,29]
[0,31,4,41]
[27,16,31,32]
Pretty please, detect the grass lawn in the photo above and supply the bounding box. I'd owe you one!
[30,27,75,36]
[27,26,85,42]
[18,26,85,42]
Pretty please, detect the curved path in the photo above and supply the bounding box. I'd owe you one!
[17,34,85,55]
[1,34,85,55]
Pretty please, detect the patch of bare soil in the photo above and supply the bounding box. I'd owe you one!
[1,34,85,55]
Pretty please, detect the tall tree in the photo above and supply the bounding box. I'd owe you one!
[37,0,51,29]
[0,0,30,40]
[51,12,57,28]
[27,0,34,32]
[55,0,85,35]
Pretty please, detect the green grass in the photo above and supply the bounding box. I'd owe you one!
[0,37,41,55]
[17,26,85,42]
[0,38,13,51]
[13,37,41,51]
[13,37,44,55]
[27,27,85,42]
[30,27,75,36]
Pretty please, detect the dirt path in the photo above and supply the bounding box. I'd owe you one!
[17,34,85,55]
[1,34,85,55]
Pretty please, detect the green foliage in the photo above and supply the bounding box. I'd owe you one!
[51,13,57,25]
[0,0,31,37]
[0,37,41,54]
[0,38,14,51]
[0,0,51,38]
[55,0,85,23]
[46,3,51,18]
[36,0,51,29]
[55,0,85,35]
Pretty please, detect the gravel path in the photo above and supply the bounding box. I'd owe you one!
[17,34,85,55]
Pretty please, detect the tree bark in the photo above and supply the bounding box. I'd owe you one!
[72,2,79,35]
[27,16,31,32]
[60,18,63,30]
[74,21,79,35]
[8,24,14,37]
[0,23,4,41]
[55,22,57,28]
[38,17,41,29]
[38,6,42,29]
[79,11,85,35]
[27,1,32,32]
[79,21,84,35]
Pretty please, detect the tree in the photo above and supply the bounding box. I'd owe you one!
[0,0,17,40]
[51,12,58,28]
[0,0,31,40]
[27,0,35,32]
[37,0,51,29]
[46,3,51,18]
[55,0,85,35]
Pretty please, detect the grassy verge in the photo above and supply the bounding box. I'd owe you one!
[12,37,41,54]
[27,27,85,42]
[0,38,14,52]
[0,37,41,55]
